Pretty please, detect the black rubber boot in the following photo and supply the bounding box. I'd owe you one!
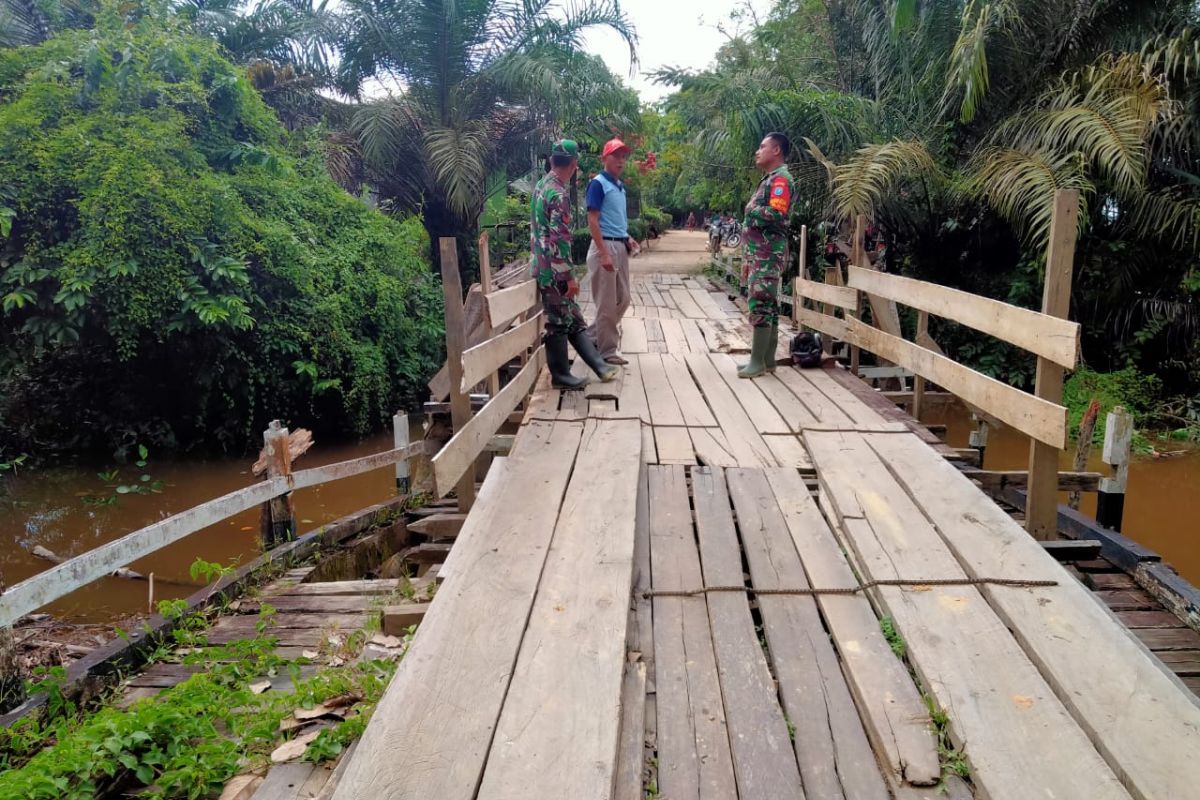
[546,333,589,390]
[568,330,619,382]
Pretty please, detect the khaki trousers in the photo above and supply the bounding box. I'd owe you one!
[585,240,631,360]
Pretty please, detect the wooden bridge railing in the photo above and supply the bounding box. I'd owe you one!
[0,434,427,628]
[0,234,547,629]
[796,189,1084,539]
[428,235,542,512]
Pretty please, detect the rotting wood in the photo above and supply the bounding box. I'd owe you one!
[962,469,1101,492]
[407,513,465,539]
[614,660,647,800]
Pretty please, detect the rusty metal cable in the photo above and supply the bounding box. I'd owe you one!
[642,577,1058,599]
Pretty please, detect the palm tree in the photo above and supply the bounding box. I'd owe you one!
[333,0,638,249]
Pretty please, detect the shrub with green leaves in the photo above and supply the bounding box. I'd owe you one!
[0,11,443,454]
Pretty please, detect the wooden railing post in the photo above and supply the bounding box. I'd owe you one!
[795,224,807,326]
[262,420,295,550]
[912,310,929,419]
[440,237,476,512]
[1026,188,1079,539]
[1097,406,1132,531]
[394,411,410,495]
[478,232,502,396]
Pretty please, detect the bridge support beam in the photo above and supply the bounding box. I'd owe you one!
[1026,189,1079,539]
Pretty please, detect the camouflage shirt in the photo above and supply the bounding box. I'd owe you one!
[530,172,574,284]
[743,163,795,257]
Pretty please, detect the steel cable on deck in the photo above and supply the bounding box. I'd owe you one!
[642,577,1058,599]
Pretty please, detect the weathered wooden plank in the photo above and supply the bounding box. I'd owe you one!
[251,763,319,800]
[485,279,538,329]
[680,318,710,352]
[407,513,466,539]
[688,428,739,467]
[795,277,858,311]
[773,367,855,428]
[477,419,642,798]
[841,316,1067,447]
[649,465,737,800]
[751,374,819,431]
[761,434,812,470]
[660,353,717,427]
[691,468,807,799]
[684,353,776,467]
[654,427,695,464]
[870,431,1200,800]
[1135,627,1200,651]
[807,431,1132,800]
[799,367,891,428]
[615,660,647,800]
[431,347,543,497]
[1116,610,1184,629]
[281,579,413,597]
[708,353,792,435]
[623,317,650,354]
[330,422,584,800]
[689,289,727,320]
[846,265,1080,368]
[645,318,665,341]
[638,353,687,427]
[963,469,1102,492]
[459,314,541,393]
[659,317,692,354]
[760,467,939,787]
[436,457,509,586]
[669,288,706,319]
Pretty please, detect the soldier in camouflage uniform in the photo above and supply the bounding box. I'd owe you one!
[530,139,618,389]
[738,132,795,378]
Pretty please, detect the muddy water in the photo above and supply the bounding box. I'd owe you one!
[1,426,429,623]
[924,403,1200,585]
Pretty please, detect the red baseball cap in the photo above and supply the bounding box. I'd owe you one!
[602,138,631,158]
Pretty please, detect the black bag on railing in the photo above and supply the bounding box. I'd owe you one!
[791,331,823,368]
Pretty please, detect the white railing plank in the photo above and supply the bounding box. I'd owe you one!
[460,314,541,393]
[485,280,538,329]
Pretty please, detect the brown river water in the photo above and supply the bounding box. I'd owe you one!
[1,427,427,623]
[2,407,1197,622]
[924,404,1200,584]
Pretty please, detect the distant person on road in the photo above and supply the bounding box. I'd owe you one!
[530,139,618,389]
[738,132,795,379]
[686,211,696,231]
[585,137,640,365]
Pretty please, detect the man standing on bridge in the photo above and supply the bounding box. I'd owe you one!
[585,137,639,365]
[738,132,795,378]
[531,139,619,389]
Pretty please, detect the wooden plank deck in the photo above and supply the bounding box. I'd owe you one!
[330,265,1200,800]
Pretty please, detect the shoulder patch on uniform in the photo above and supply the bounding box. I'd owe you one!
[768,175,791,212]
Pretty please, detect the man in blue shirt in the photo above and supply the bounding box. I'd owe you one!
[585,138,639,365]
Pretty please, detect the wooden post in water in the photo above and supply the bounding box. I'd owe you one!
[1097,406,1132,531]
[262,420,295,549]
[439,237,476,513]
[1026,188,1079,540]
[394,411,410,495]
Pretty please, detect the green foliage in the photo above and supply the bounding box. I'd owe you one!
[0,628,398,799]
[1063,366,1161,449]
[879,615,907,659]
[627,219,648,243]
[0,14,443,455]
[571,229,593,265]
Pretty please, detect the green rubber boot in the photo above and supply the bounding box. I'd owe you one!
[765,324,779,373]
[738,326,772,379]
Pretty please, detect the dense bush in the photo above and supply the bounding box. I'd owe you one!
[571,230,592,265]
[627,219,648,243]
[641,205,671,232]
[0,14,443,454]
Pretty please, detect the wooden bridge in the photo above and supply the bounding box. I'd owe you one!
[5,203,1200,800]
[325,231,1200,799]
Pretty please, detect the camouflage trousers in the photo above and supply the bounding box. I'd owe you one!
[745,258,781,328]
[539,273,586,337]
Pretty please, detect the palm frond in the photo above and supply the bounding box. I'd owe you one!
[966,145,1092,244]
[832,139,941,220]
[423,121,492,220]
